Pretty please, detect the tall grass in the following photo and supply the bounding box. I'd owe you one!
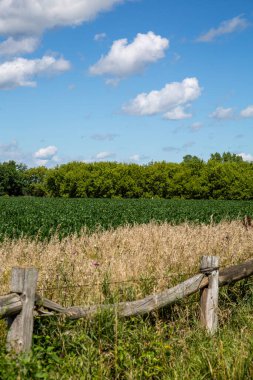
[0,221,253,304]
[0,221,253,378]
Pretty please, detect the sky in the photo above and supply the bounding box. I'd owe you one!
[0,0,253,167]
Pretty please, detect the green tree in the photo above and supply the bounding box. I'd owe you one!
[25,166,48,196]
[0,161,27,196]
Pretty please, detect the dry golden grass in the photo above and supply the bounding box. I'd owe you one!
[0,221,253,306]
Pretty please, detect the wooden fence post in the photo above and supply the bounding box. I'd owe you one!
[7,267,38,354]
[200,256,219,334]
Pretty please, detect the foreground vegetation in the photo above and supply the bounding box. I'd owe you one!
[1,152,253,199]
[0,222,253,378]
[1,197,253,240]
[1,288,253,379]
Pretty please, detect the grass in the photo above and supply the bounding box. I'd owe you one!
[0,221,253,378]
[0,221,253,303]
[0,287,253,379]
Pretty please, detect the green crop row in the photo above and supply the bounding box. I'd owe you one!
[0,197,253,240]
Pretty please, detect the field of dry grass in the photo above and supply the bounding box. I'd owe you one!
[1,221,253,379]
[0,221,253,306]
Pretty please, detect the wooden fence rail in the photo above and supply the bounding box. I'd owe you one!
[1,256,253,354]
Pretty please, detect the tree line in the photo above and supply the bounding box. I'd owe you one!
[1,152,253,199]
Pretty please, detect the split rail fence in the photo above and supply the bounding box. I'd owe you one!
[1,256,253,354]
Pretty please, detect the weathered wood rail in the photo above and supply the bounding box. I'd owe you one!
[1,257,253,354]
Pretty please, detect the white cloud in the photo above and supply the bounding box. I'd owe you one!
[164,106,192,120]
[94,33,107,41]
[89,32,169,79]
[123,77,201,120]
[0,140,50,166]
[238,153,253,162]
[197,15,249,42]
[129,154,150,162]
[241,105,253,118]
[34,146,58,160]
[0,37,39,57]
[0,0,125,36]
[95,151,115,160]
[210,106,234,120]
[0,55,70,89]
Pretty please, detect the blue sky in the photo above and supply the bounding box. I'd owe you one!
[0,0,253,166]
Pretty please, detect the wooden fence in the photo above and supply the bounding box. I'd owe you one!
[1,256,253,354]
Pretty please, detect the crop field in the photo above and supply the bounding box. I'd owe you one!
[0,197,253,240]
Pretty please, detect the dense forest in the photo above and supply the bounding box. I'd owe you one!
[1,152,253,199]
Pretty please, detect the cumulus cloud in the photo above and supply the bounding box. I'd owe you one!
[94,151,115,160]
[210,106,235,120]
[94,33,107,41]
[0,37,39,57]
[238,153,253,162]
[89,32,169,80]
[34,146,58,160]
[0,0,125,36]
[34,145,58,165]
[241,105,253,118]
[123,77,201,120]
[197,15,249,42]
[0,55,70,89]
